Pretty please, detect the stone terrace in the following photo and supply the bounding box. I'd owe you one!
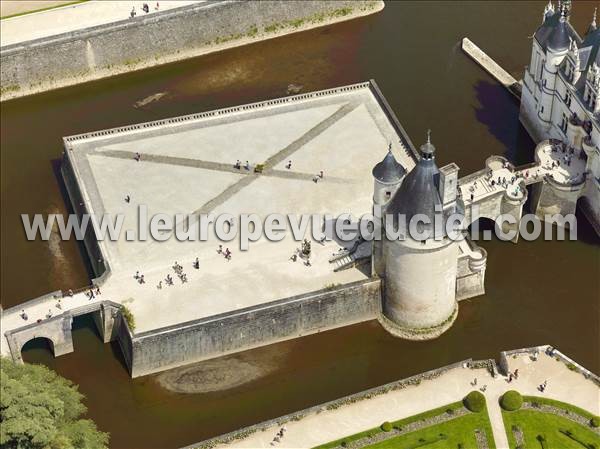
[54,81,416,335]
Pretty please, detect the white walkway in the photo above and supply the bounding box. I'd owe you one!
[214,350,599,449]
[0,0,200,47]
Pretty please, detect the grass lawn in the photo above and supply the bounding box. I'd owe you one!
[364,412,495,449]
[503,410,600,449]
[314,401,496,449]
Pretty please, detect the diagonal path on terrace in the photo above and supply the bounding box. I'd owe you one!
[140,101,360,231]
[91,101,360,234]
[95,150,355,184]
[188,101,359,218]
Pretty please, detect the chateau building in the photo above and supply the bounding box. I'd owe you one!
[520,0,600,230]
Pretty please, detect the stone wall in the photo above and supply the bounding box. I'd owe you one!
[123,279,381,377]
[531,174,585,221]
[0,0,384,101]
[61,150,109,279]
[116,314,134,372]
[456,241,486,301]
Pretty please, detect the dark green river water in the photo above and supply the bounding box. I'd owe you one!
[1,2,598,448]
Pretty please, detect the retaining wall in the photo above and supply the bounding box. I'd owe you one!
[0,0,383,101]
[125,279,381,377]
[184,358,497,449]
[61,151,109,279]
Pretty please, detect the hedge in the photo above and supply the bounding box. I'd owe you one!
[500,390,523,411]
[463,391,486,412]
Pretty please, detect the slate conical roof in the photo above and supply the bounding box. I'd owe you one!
[386,152,441,223]
[372,146,406,183]
[548,12,571,52]
[386,132,441,228]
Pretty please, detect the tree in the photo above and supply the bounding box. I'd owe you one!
[0,357,108,449]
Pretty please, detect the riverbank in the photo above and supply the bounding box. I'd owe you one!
[194,346,599,449]
[0,0,384,102]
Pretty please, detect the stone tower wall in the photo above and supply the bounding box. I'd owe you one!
[383,237,458,329]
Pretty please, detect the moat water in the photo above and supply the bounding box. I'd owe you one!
[1,2,598,448]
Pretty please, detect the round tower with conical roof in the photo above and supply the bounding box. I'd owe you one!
[371,143,406,277]
[379,132,462,339]
[539,6,571,123]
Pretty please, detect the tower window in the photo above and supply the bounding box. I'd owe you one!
[565,91,572,106]
[561,113,568,133]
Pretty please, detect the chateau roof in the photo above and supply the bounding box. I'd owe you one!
[548,15,571,52]
[386,155,441,217]
[580,28,600,71]
[561,27,600,121]
[372,148,406,183]
[535,10,581,52]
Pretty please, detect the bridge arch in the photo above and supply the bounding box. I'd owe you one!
[20,336,57,360]
[6,316,74,363]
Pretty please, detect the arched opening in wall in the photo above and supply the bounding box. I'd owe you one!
[70,312,129,374]
[466,216,498,242]
[523,183,541,215]
[21,337,55,365]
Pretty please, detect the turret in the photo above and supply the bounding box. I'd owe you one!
[586,7,597,36]
[543,1,555,24]
[371,143,406,207]
[380,131,461,338]
[371,143,405,277]
[547,9,570,54]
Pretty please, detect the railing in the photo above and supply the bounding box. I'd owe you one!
[64,82,372,144]
[514,161,539,172]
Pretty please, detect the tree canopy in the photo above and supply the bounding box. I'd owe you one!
[0,357,108,449]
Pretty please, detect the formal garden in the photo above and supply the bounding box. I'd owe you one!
[500,390,600,449]
[314,391,496,449]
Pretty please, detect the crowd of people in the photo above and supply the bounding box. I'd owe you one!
[155,261,190,289]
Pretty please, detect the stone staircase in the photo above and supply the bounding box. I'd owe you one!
[330,253,357,272]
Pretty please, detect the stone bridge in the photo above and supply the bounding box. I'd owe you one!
[458,140,587,241]
[1,295,121,363]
